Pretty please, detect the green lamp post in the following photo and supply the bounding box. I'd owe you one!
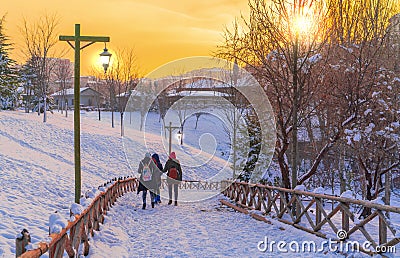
[59,24,111,203]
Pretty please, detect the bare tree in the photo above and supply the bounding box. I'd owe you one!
[217,0,331,189]
[217,0,399,196]
[53,59,72,114]
[106,47,140,135]
[20,13,62,122]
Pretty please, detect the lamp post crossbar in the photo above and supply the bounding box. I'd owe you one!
[59,24,110,204]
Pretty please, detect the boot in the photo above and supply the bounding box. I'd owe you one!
[174,201,178,206]
[142,203,146,210]
[168,200,172,205]
[151,202,155,208]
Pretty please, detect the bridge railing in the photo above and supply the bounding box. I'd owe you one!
[221,180,400,255]
[18,178,138,258]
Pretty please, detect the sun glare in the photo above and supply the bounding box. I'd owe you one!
[293,14,314,36]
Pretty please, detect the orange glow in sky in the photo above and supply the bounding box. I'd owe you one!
[2,0,248,76]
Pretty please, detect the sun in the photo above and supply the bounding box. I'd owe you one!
[293,14,314,36]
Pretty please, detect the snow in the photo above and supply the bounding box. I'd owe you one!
[0,111,303,256]
[340,45,354,53]
[50,87,89,96]
[294,184,306,191]
[371,197,386,206]
[340,190,353,199]
[342,114,355,126]
[0,109,397,257]
[372,91,381,98]
[364,109,372,116]
[70,203,84,215]
[48,212,68,234]
[308,54,322,64]
[313,187,325,194]
[353,132,361,142]
[329,64,340,70]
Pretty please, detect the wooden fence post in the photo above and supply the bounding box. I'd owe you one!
[315,198,321,226]
[379,215,387,246]
[341,202,349,234]
[15,229,31,257]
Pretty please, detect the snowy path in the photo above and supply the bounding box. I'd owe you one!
[0,111,360,257]
[87,191,342,258]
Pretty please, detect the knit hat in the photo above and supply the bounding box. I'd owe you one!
[145,152,151,158]
[169,152,176,159]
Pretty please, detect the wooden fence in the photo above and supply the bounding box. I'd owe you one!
[221,181,400,256]
[17,178,138,258]
[160,179,222,191]
[20,179,397,256]
[16,178,220,257]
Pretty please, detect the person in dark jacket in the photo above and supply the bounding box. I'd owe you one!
[151,153,163,204]
[162,152,182,206]
[137,152,161,209]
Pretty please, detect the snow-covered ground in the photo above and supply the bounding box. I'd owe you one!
[87,191,341,258]
[0,109,392,257]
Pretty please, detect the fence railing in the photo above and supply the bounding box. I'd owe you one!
[160,179,222,191]
[18,178,138,258]
[221,181,400,256]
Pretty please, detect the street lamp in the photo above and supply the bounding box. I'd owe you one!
[59,24,110,204]
[177,130,182,145]
[165,122,181,155]
[99,46,112,73]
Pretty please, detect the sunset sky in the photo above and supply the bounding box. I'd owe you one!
[2,0,248,76]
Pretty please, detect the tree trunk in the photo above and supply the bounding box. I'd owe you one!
[111,109,114,128]
[98,107,101,121]
[195,113,201,129]
[120,112,124,136]
[385,170,391,218]
[359,157,373,218]
[43,94,47,123]
[25,89,30,113]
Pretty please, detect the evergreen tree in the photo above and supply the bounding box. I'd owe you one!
[0,15,19,109]
[20,59,37,113]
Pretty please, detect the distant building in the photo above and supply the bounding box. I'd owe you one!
[51,87,102,108]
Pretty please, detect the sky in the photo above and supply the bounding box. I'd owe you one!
[2,0,248,76]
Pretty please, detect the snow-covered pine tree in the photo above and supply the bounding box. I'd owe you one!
[0,15,19,109]
[20,59,37,113]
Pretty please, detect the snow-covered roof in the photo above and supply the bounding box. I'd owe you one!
[51,87,90,97]
[168,90,231,97]
[116,90,148,98]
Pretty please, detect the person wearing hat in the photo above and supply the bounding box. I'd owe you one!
[137,152,161,209]
[162,152,182,206]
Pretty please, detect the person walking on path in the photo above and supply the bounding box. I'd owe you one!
[162,152,182,206]
[151,153,163,204]
[137,152,160,209]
